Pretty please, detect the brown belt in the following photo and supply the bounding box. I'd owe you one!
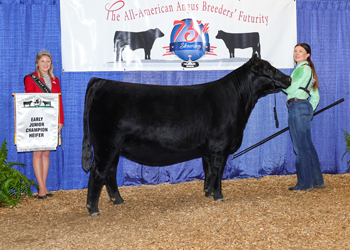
[287,98,307,105]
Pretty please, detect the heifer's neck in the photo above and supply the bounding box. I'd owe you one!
[221,67,261,139]
[223,66,264,153]
[230,65,259,110]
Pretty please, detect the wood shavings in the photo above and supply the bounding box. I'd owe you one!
[0,173,349,249]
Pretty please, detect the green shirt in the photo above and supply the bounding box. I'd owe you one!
[283,61,320,111]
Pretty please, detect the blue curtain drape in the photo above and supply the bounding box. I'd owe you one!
[0,0,349,193]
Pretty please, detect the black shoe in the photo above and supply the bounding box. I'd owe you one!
[314,184,326,189]
[288,185,314,191]
[46,193,54,197]
[38,195,47,199]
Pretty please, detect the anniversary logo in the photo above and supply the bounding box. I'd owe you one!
[15,93,59,152]
[169,18,210,68]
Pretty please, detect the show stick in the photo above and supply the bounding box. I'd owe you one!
[232,98,345,159]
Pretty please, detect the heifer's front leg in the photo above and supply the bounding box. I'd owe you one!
[209,152,228,201]
[105,154,124,205]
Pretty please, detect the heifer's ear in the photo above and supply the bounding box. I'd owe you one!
[249,53,259,65]
[249,53,258,63]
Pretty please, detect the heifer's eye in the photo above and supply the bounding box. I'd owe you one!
[265,67,275,73]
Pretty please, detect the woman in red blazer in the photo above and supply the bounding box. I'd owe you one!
[24,49,64,199]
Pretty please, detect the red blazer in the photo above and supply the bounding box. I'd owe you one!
[24,72,64,124]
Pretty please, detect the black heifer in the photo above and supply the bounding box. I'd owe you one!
[43,101,51,106]
[113,28,164,61]
[216,31,261,58]
[82,54,291,216]
[23,101,32,107]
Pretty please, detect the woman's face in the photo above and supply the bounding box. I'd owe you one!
[294,46,310,65]
[37,55,51,74]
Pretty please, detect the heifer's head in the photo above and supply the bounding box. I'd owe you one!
[246,54,291,98]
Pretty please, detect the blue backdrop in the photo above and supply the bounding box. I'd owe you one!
[0,0,349,193]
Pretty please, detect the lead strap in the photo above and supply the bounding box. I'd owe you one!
[273,92,279,128]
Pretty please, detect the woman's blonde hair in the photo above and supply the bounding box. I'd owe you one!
[35,49,56,80]
[295,43,318,90]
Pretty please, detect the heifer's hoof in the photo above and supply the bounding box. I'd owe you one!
[205,192,213,198]
[111,198,125,205]
[87,204,100,216]
[214,198,226,202]
[90,211,101,217]
[213,197,226,202]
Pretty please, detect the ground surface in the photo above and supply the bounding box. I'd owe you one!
[1,173,350,249]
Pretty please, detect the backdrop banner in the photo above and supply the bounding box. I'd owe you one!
[15,93,59,152]
[60,0,296,71]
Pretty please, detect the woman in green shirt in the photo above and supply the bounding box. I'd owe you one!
[283,43,324,191]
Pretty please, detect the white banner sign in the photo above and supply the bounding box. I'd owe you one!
[15,93,59,152]
[60,0,296,71]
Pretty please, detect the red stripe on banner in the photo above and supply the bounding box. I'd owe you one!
[208,46,217,56]
[163,46,173,56]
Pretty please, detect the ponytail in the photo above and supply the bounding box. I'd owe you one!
[307,58,319,90]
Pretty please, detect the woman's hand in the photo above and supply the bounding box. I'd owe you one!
[58,123,64,133]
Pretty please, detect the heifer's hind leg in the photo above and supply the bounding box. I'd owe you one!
[202,157,213,197]
[87,167,104,216]
[86,150,118,216]
[105,153,124,205]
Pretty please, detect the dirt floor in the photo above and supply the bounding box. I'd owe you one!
[1,173,350,250]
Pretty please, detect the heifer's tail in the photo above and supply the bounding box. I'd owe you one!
[81,78,98,172]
